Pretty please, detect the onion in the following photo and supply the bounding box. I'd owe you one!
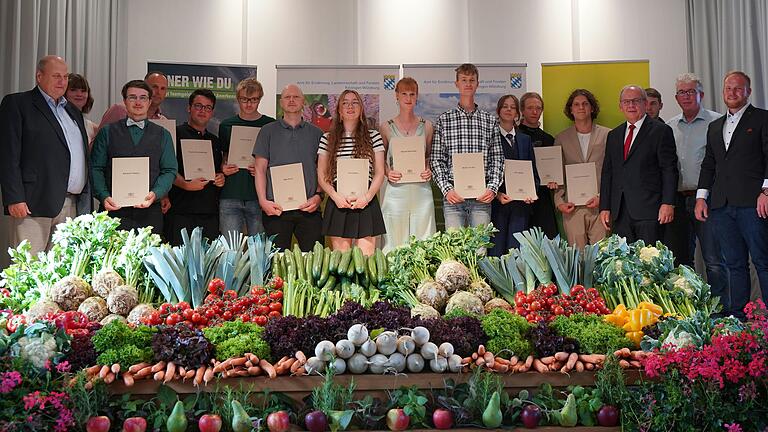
[347,353,369,374]
[420,342,438,360]
[396,335,416,356]
[448,354,464,373]
[305,356,325,374]
[429,356,448,373]
[410,326,430,346]
[331,358,346,375]
[347,323,369,346]
[314,340,336,361]
[388,353,406,373]
[375,331,398,355]
[438,342,455,358]
[406,353,425,372]
[360,339,377,357]
[368,354,389,374]
[335,339,355,359]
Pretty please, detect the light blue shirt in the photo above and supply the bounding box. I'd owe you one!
[38,87,87,194]
[667,107,720,191]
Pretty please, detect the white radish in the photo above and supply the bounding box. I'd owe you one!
[406,353,425,372]
[335,339,355,359]
[368,354,389,374]
[347,353,369,374]
[347,324,369,346]
[410,326,430,346]
[429,356,448,373]
[420,342,438,360]
[438,342,455,358]
[331,358,346,375]
[396,335,416,356]
[305,356,325,374]
[315,340,336,361]
[360,339,377,357]
[448,354,464,373]
[388,353,406,373]
[375,331,398,355]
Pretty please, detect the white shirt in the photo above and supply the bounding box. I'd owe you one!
[723,103,748,150]
[499,126,516,143]
[577,132,591,161]
[623,115,647,153]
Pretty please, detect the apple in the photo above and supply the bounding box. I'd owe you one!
[386,408,410,431]
[267,410,291,432]
[520,404,542,428]
[123,417,147,432]
[432,408,454,429]
[198,414,223,432]
[305,410,328,432]
[597,405,619,427]
[86,416,111,432]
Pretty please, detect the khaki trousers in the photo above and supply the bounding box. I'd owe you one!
[562,206,607,249]
[8,196,77,255]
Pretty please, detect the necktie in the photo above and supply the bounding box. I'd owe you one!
[127,118,145,129]
[506,133,517,158]
[623,124,635,160]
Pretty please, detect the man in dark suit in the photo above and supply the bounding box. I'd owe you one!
[599,85,678,243]
[695,71,768,318]
[0,55,91,254]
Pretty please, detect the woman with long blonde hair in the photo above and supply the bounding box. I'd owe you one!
[317,90,387,255]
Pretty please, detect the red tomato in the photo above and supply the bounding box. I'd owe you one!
[272,276,284,290]
[553,305,565,316]
[255,315,268,326]
[239,314,250,322]
[182,308,194,321]
[251,286,266,296]
[159,303,171,314]
[269,291,283,301]
[222,310,233,321]
[166,313,181,325]
[258,305,271,316]
[515,307,527,316]
[269,302,282,313]
[204,309,216,319]
[268,310,281,318]
[191,312,203,323]
[208,278,225,294]
[177,301,191,310]
[530,301,541,311]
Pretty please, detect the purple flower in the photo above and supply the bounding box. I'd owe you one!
[0,371,22,394]
[55,361,71,374]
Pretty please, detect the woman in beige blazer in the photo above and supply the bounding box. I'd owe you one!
[553,89,610,248]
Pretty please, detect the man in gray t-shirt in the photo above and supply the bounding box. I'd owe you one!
[253,84,324,251]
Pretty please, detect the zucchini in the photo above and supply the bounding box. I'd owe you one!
[367,255,378,287]
[284,251,296,281]
[293,244,305,280]
[345,255,356,278]
[271,254,281,279]
[321,275,336,292]
[318,247,331,286]
[375,249,387,283]
[338,249,352,275]
[312,242,324,279]
[304,251,314,284]
[329,250,342,273]
[352,246,365,275]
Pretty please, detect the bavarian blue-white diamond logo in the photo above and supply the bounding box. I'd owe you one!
[384,74,396,90]
[510,73,523,89]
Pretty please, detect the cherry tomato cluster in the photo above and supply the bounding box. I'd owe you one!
[142,276,285,328]
[513,284,610,323]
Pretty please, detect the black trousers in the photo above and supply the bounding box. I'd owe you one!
[107,204,163,236]
[613,199,660,244]
[263,210,323,251]
[164,213,220,245]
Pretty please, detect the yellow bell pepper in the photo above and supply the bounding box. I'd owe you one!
[638,308,659,328]
[622,309,643,332]
[626,330,644,346]
[604,313,628,327]
[638,301,663,316]
[613,304,629,319]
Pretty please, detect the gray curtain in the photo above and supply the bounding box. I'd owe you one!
[687,0,768,112]
[0,0,123,269]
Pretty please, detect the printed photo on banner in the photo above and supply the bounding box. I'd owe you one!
[276,93,381,132]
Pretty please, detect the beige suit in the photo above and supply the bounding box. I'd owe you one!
[553,124,610,248]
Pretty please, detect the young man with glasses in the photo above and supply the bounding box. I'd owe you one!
[217,78,276,236]
[599,85,678,243]
[90,80,177,234]
[164,89,225,245]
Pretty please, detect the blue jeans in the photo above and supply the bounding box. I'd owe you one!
[219,199,264,236]
[684,196,729,308]
[710,205,768,317]
[442,198,491,229]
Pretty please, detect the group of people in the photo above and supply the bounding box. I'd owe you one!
[2,57,767,319]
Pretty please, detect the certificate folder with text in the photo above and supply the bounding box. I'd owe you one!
[180,139,216,181]
[270,163,306,211]
[228,125,260,169]
[337,158,369,199]
[452,152,485,198]
[533,146,564,185]
[565,162,598,206]
[390,136,426,183]
[504,159,538,201]
[112,157,149,207]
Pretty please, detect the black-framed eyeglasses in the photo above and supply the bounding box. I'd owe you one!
[192,103,214,112]
[238,97,260,104]
[675,89,698,97]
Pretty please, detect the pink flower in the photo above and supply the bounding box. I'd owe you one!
[725,423,743,432]
[55,361,71,374]
[0,371,22,394]
[22,391,41,410]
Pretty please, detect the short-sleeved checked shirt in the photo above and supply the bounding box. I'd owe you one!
[429,104,504,195]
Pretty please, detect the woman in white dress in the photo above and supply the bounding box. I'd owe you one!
[379,77,436,253]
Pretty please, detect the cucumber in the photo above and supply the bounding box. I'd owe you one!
[293,244,305,280]
[312,242,324,279]
[321,275,336,292]
[345,255,356,278]
[329,250,342,273]
[367,255,378,287]
[375,249,387,283]
[352,246,365,275]
[318,247,331,286]
[304,251,314,283]
[284,251,296,281]
[338,249,352,275]
[271,254,281,279]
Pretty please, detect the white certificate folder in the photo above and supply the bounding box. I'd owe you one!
[270,163,306,211]
[504,159,538,201]
[180,139,216,181]
[228,125,259,169]
[111,157,149,207]
[452,152,485,199]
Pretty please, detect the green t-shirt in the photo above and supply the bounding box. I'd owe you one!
[218,114,276,200]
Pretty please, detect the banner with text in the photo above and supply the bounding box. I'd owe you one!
[275,65,400,132]
[401,64,528,122]
[147,61,258,133]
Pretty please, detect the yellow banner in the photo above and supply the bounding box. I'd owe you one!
[542,61,650,137]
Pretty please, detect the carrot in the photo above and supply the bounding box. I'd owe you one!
[585,362,595,370]
[493,363,509,373]
[234,369,250,377]
[517,363,530,373]
[259,359,277,379]
[539,356,555,365]
[194,366,206,386]
[566,352,578,370]
[248,366,261,376]
[213,359,232,373]
[128,363,149,374]
[293,366,306,376]
[178,366,187,377]
[295,351,307,364]
[575,361,585,372]
[483,352,495,365]
[629,360,642,368]
[135,366,153,378]
[154,371,165,381]
[471,352,479,360]
[203,367,214,384]
[475,357,486,367]
[560,364,571,373]
[111,363,121,374]
[150,361,166,373]
[554,352,570,362]
[86,365,102,375]
[290,359,303,373]
[279,358,297,374]
[104,372,115,384]
[524,355,534,369]
[99,365,111,379]
[614,348,631,358]
[122,373,134,387]
[619,360,631,368]
[631,351,647,361]
[84,380,94,390]
[230,357,248,367]
[549,361,563,371]
[164,362,176,383]
[463,356,473,365]
[495,356,510,366]
[532,359,548,373]
[184,369,196,380]
[578,354,604,364]
[509,356,519,366]
[477,345,486,356]
[245,360,254,368]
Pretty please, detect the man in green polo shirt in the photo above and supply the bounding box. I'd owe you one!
[218,77,275,235]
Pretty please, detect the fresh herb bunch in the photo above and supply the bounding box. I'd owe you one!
[91,320,156,368]
[152,322,214,368]
[0,241,60,313]
[415,316,487,357]
[481,308,533,358]
[202,319,270,361]
[528,321,579,357]
[65,325,101,371]
[311,363,356,413]
[549,313,631,354]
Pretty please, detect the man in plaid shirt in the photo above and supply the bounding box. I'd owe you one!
[430,63,504,228]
